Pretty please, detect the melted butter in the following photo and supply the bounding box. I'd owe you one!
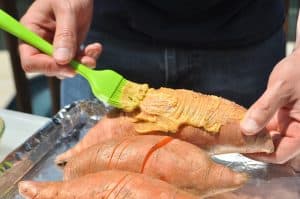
[128,88,246,134]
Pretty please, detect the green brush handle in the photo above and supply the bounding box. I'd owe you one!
[0,9,91,78]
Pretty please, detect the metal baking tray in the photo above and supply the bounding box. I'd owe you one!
[0,100,299,199]
[0,100,109,198]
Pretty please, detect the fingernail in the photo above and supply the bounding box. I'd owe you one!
[241,119,260,135]
[59,71,75,78]
[57,74,74,79]
[54,48,71,63]
[56,75,66,80]
[62,73,75,78]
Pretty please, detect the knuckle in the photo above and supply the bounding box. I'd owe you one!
[277,80,293,97]
[269,80,293,104]
[44,62,56,75]
[56,29,75,41]
[54,0,72,11]
[251,102,271,124]
[257,100,271,113]
[22,63,33,73]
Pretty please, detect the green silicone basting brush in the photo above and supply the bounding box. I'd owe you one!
[0,9,148,111]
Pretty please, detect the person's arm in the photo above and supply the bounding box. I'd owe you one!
[19,0,102,79]
[240,12,300,164]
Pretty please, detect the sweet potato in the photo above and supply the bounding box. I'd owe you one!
[63,135,248,197]
[19,170,200,199]
[56,112,274,164]
[207,192,260,199]
[131,88,246,134]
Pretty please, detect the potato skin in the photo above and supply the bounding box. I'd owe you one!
[19,171,200,199]
[63,135,248,197]
[56,111,274,165]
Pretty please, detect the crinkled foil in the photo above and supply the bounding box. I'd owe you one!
[211,154,300,198]
[0,99,109,198]
[0,99,299,199]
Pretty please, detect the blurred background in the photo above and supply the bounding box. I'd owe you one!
[0,0,299,117]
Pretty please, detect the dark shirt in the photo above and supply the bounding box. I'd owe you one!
[91,0,285,49]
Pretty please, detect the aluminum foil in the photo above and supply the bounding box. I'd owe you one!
[0,99,299,199]
[212,154,300,198]
[0,99,109,198]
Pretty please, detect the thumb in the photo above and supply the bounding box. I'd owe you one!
[241,81,290,135]
[53,7,77,65]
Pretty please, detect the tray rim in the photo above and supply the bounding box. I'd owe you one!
[0,99,107,198]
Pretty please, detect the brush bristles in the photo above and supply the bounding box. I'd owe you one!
[109,78,128,108]
[110,80,149,112]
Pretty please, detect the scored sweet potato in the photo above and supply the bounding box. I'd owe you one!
[130,88,246,134]
[19,170,200,199]
[56,112,273,164]
[63,135,248,197]
[207,192,258,199]
[56,88,274,164]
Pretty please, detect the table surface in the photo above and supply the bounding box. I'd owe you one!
[0,109,50,161]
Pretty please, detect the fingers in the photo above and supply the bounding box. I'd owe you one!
[19,1,76,77]
[18,0,97,78]
[247,136,300,164]
[248,121,300,164]
[19,42,75,77]
[265,114,279,132]
[84,43,102,59]
[19,41,101,77]
[77,43,102,68]
[52,2,77,64]
[241,81,292,135]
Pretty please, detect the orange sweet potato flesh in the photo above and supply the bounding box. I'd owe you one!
[63,135,248,197]
[131,88,246,133]
[19,170,199,199]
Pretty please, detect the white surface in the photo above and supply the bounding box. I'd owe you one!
[0,109,50,161]
[0,50,15,108]
[0,50,42,108]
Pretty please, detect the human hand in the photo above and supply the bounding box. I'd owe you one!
[19,0,102,78]
[240,50,300,164]
[240,12,300,164]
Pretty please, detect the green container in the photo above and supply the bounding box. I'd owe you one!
[0,117,4,138]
